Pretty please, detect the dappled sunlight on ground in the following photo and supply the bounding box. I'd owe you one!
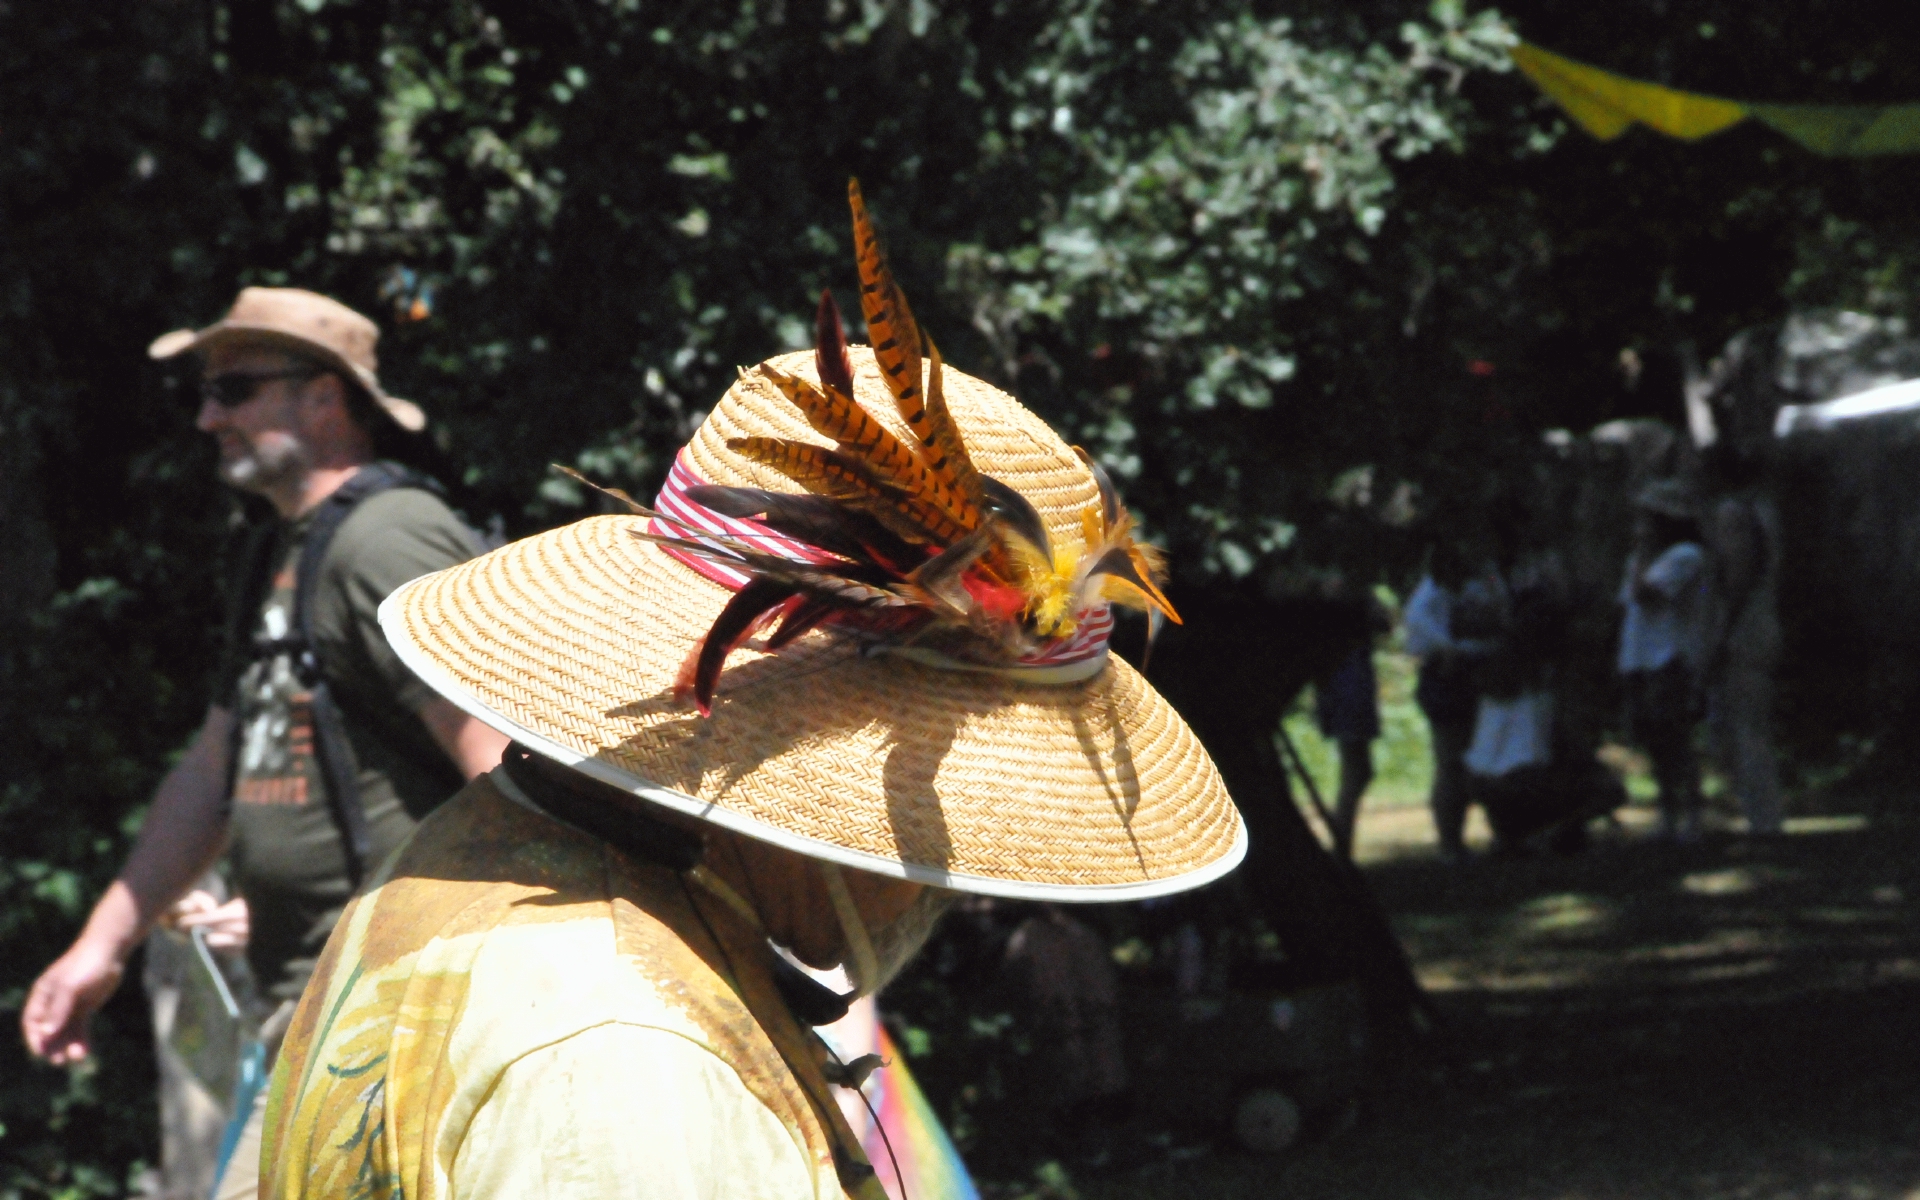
[1081,797,1920,1200]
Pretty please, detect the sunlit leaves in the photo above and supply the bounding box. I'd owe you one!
[961,1,1514,568]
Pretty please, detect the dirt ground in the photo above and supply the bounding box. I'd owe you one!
[1075,800,1920,1200]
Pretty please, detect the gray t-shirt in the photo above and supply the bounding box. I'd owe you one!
[213,483,480,1002]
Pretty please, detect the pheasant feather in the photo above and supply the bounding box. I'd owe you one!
[849,180,923,412]
[752,363,974,530]
[727,436,971,547]
[814,289,856,400]
[848,182,985,522]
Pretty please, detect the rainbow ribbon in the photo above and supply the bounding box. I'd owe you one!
[819,998,980,1200]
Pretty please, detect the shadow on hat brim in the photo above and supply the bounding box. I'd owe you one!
[148,323,426,433]
[377,516,1245,902]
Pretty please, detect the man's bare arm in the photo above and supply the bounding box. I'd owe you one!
[418,696,511,780]
[22,705,237,1064]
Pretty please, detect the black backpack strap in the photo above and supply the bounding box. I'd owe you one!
[288,462,436,887]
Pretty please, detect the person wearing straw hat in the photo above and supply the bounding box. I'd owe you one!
[258,187,1242,1199]
[1617,477,1710,842]
[20,287,509,1200]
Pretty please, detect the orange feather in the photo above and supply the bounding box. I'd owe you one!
[849,178,983,521]
[754,363,975,529]
[849,180,922,408]
[920,336,983,512]
[727,436,970,547]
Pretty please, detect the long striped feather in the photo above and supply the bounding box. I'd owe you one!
[753,364,974,528]
[727,436,970,547]
[848,182,981,515]
[919,336,982,511]
[846,180,982,505]
[849,180,922,404]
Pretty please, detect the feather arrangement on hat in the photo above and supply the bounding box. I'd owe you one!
[564,179,1177,715]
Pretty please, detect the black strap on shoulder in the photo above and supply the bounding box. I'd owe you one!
[495,743,854,1026]
[260,461,438,887]
[497,743,704,872]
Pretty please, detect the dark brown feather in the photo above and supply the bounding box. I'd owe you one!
[765,594,840,650]
[815,290,856,400]
[682,484,919,569]
[628,523,906,598]
[1072,446,1122,529]
[684,579,798,715]
[979,475,1052,562]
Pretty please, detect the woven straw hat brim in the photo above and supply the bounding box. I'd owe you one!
[380,348,1244,900]
[149,324,427,432]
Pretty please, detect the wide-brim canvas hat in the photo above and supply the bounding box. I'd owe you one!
[149,286,426,432]
[379,346,1245,901]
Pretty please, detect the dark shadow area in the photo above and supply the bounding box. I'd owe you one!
[986,820,1920,1199]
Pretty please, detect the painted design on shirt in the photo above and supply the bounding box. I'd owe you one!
[235,558,323,808]
[264,780,871,1200]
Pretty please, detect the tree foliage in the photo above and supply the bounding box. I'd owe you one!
[957,0,1515,574]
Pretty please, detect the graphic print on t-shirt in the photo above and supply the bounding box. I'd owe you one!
[233,554,324,809]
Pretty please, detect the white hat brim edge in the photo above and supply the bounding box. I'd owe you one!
[379,574,1247,902]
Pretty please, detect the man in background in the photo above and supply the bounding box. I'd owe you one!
[1618,480,1709,842]
[20,288,508,1200]
[1315,578,1389,860]
[1702,448,1785,836]
[1404,541,1496,862]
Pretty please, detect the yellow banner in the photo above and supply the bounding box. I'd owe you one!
[1511,42,1920,156]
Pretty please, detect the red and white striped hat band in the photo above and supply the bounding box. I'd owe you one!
[650,448,1114,679]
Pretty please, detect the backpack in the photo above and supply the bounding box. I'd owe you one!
[226,461,468,887]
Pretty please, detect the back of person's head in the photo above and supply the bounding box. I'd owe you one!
[1646,511,1699,551]
[1427,540,1472,589]
[1701,440,1764,491]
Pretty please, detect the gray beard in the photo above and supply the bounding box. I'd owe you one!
[857,887,957,996]
[218,435,308,493]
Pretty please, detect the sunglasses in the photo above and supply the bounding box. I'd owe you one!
[198,369,322,409]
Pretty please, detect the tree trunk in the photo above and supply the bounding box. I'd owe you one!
[1128,584,1431,1041]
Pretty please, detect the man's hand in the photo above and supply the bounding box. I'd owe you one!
[21,937,126,1065]
[163,889,250,952]
[21,706,236,1066]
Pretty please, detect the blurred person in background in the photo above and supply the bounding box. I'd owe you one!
[1457,506,1622,855]
[1701,447,1785,837]
[1403,541,1498,863]
[1617,479,1710,842]
[1314,577,1390,860]
[19,288,507,1200]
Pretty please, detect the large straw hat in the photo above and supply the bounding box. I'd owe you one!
[149,287,426,432]
[380,348,1244,900]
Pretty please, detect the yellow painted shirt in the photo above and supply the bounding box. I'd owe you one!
[261,770,879,1200]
